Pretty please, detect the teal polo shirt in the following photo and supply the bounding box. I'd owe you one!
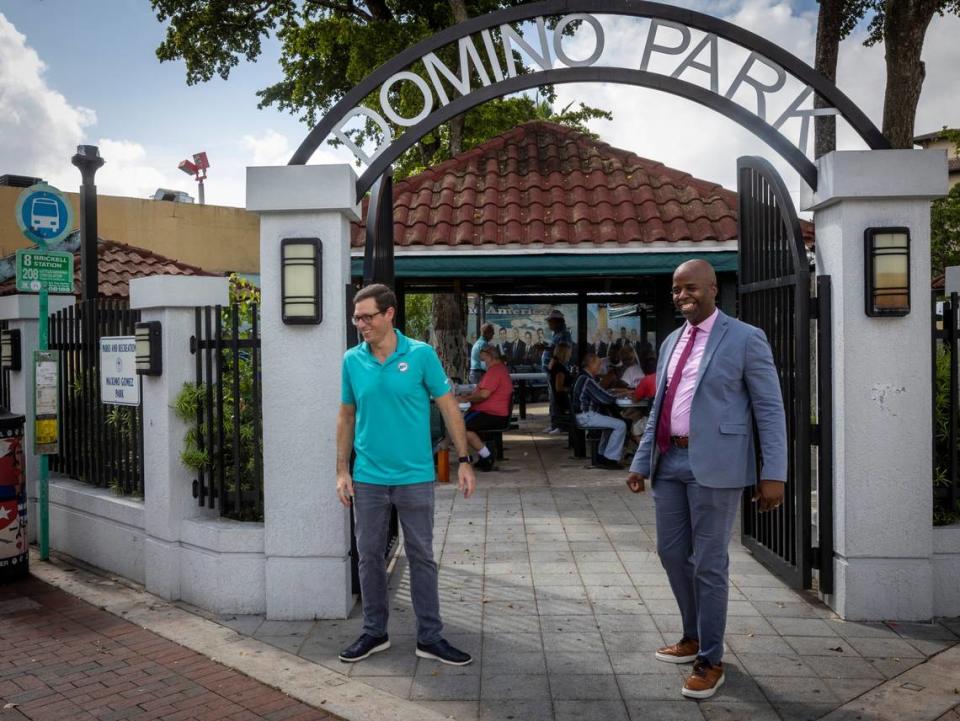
[342,330,451,485]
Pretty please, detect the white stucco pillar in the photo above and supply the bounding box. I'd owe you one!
[130,276,230,600]
[247,164,357,620]
[0,293,77,543]
[803,150,948,620]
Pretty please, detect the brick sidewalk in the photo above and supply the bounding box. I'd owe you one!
[0,576,333,721]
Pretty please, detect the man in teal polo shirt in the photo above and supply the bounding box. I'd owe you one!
[336,283,476,666]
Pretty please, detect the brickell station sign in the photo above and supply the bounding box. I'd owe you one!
[15,249,74,294]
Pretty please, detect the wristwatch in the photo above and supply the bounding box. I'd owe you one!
[458,455,472,464]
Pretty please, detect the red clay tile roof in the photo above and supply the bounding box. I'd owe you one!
[0,239,221,299]
[352,120,742,248]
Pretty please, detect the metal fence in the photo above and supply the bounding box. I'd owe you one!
[189,304,263,521]
[932,291,960,521]
[48,299,145,496]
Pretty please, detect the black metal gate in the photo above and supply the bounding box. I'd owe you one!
[736,156,833,593]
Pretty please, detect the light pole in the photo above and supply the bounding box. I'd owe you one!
[71,145,104,302]
[178,151,209,205]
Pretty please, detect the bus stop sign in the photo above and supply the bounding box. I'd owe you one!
[14,183,74,247]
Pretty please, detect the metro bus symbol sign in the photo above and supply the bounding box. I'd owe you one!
[14,183,74,246]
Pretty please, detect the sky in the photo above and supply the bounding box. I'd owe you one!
[1,0,958,211]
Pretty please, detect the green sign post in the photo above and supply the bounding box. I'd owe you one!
[14,183,75,561]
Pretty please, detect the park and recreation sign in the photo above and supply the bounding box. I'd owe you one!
[99,336,140,407]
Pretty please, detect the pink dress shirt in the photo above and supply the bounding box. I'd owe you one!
[665,308,719,437]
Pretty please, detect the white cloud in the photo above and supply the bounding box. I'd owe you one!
[90,138,187,200]
[0,13,95,184]
[552,0,960,209]
[242,129,292,167]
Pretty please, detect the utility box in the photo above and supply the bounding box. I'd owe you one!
[0,410,27,581]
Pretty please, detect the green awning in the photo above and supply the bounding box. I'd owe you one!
[351,251,737,278]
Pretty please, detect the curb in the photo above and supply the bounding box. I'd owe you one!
[28,551,450,721]
[821,645,960,721]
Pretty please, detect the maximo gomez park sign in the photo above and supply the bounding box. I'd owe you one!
[289,0,888,197]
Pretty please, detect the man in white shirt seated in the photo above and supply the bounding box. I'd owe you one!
[619,346,645,389]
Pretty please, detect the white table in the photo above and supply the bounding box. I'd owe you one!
[615,398,651,409]
[510,372,548,419]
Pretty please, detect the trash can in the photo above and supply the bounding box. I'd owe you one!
[0,410,27,582]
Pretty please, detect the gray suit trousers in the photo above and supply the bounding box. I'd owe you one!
[652,448,742,665]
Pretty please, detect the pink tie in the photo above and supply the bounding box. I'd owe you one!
[656,327,699,455]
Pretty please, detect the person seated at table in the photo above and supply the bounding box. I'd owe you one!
[599,345,622,388]
[619,346,644,389]
[547,341,573,433]
[633,355,658,401]
[627,355,659,443]
[457,345,511,471]
[574,353,628,470]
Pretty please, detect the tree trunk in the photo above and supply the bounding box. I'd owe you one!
[447,0,468,157]
[449,116,465,156]
[881,0,939,148]
[432,292,468,380]
[814,0,844,158]
[449,0,468,22]
[430,0,471,375]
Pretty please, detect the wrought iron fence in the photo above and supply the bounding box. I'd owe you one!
[48,299,145,496]
[932,291,960,523]
[188,304,263,521]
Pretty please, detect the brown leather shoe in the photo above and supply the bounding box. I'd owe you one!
[654,637,700,664]
[682,658,725,699]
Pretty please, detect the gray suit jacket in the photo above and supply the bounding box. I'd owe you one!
[629,311,787,488]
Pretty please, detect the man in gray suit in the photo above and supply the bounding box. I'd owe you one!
[626,259,786,699]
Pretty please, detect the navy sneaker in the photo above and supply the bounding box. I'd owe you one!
[339,633,390,663]
[415,639,473,666]
[476,455,495,472]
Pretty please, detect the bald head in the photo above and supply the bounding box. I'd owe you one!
[672,259,718,325]
[675,259,717,285]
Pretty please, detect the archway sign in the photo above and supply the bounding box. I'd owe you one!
[288,0,888,197]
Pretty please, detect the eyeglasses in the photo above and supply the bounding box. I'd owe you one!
[351,310,384,326]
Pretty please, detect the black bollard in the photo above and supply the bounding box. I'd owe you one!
[70,145,105,302]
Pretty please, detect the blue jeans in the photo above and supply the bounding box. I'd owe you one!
[652,448,742,664]
[353,481,443,645]
[576,411,627,461]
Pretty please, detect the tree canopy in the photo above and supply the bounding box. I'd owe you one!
[815,0,960,151]
[151,0,610,177]
[931,130,960,278]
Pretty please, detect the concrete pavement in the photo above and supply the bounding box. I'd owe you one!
[9,404,960,721]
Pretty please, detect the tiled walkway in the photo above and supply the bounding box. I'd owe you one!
[0,576,331,721]
[204,405,959,721]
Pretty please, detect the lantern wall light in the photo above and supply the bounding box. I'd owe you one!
[281,237,322,325]
[864,227,910,317]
